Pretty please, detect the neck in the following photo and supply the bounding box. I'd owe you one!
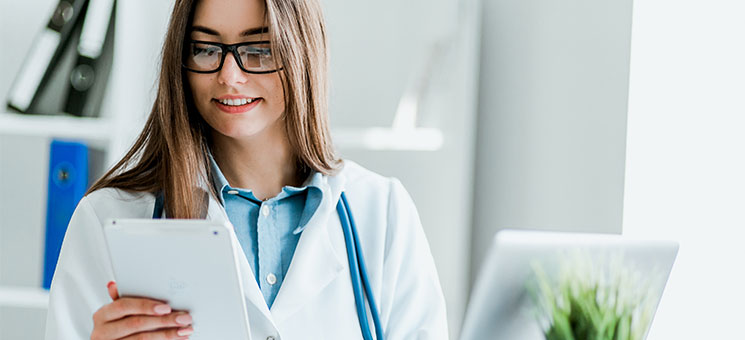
[211,123,302,201]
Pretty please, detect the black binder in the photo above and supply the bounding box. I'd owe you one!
[64,0,116,117]
[5,0,89,114]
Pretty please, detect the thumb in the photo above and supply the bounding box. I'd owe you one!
[106,281,119,301]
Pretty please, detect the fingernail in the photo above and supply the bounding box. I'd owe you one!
[177,327,194,336]
[106,281,114,289]
[176,314,193,325]
[154,304,171,315]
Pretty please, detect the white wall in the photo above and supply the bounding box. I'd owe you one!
[325,0,481,336]
[471,0,633,282]
[623,0,745,338]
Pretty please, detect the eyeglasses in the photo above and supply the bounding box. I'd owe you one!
[182,40,282,74]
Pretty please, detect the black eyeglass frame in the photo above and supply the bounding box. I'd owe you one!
[182,40,283,74]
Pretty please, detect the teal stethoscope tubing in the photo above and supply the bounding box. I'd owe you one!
[337,192,384,340]
[152,192,384,340]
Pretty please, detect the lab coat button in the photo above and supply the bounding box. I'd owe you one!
[261,205,270,216]
[266,336,276,340]
[267,273,277,285]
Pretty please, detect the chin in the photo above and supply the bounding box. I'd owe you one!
[199,104,282,140]
[216,125,264,139]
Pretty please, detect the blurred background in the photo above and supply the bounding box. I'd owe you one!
[0,0,743,339]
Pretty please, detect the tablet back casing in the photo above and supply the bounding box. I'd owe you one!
[104,219,251,340]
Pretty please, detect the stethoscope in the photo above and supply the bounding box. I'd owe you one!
[153,191,384,340]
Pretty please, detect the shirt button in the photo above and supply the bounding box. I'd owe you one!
[227,190,239,195]
[266,273,277,285]
[261,205,270,216]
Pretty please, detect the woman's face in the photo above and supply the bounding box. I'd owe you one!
[186,0,284,140]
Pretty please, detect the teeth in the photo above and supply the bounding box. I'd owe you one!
[219,98,256,106]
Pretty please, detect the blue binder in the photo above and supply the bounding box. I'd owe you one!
[43,139,89,289]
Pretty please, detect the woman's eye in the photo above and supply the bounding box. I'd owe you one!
[240,50,269,57]
[239,44,272,56]
[193,46,219,57]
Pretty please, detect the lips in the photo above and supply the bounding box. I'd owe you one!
[212,97,263,114]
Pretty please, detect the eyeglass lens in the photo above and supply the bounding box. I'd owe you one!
[186,42,277,72]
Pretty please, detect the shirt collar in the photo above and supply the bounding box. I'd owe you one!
[207,149,325,234]
[207,149,232,206]
[291,172,324,234]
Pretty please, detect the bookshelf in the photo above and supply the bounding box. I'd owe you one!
[0,0,142,336]
[0,113,102,319]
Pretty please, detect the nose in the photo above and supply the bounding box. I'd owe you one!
[217,52,248,86]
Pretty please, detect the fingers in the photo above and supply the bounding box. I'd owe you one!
[107,281,119,301]
[93,282,194,340]
[119,325,194,340]
[105,312,193,340]
[94,297,172,324]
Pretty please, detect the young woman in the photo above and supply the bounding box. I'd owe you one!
[44,0,447,339]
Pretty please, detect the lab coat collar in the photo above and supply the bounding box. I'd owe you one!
[203,162,348,326]
[270,169,346,324]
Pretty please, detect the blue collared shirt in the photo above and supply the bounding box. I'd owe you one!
[208,153,324,308]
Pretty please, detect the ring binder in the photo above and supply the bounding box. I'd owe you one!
[42,139,89,289]
[5,0,89,114]
[64,0,116,117]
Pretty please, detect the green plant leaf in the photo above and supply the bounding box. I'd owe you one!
[527,253,660,340]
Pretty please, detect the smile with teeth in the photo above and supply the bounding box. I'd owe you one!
[217,98,259,106]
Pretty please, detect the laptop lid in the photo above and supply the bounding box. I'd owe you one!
[460,229,678,340]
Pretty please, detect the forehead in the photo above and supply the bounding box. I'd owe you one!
[191,0,266,36]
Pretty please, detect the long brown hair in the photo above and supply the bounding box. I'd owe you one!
[87,0,341,218]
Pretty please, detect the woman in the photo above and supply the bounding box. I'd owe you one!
[45,0,448,339]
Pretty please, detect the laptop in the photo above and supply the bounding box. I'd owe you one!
[459,229,678,340]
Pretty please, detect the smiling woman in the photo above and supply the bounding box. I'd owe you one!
[43,0,448,339]
[186,0,287,145]
[85,0,338,213]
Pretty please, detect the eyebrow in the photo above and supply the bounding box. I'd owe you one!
[190,25,269,37]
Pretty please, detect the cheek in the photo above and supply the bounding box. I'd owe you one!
[262,76,285,114]
[187,74,211,104]
[187,75,218,122]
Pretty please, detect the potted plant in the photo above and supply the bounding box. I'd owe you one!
[529,254,659,340]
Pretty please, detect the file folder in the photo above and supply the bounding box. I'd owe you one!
[42,139,89,289]
[65,0,116,116]
[6,0,89,113]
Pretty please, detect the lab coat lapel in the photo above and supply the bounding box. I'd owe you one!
[204,193,276,325]
[269,172,347,325]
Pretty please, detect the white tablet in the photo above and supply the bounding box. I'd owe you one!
[103,219,251,340]
[460,229,679,340]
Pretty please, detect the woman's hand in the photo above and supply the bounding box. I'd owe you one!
[90,281,194,340]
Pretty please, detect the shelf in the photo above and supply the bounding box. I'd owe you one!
[0,111,113,148]
[0,285,49,309]
[333,127,444,151]
[0,112,446,151]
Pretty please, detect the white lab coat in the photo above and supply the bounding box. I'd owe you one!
[44,160,448,340]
